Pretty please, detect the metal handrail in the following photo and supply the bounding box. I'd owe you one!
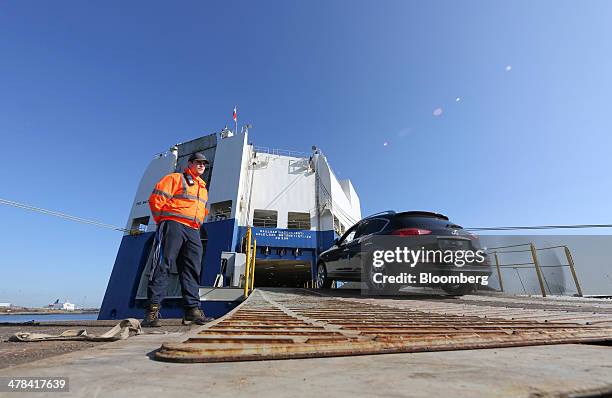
[489,243,582,297]
[304,279,337,289]
[252,216,277,228]
[253,146,310,159]
[243,227,257,298]
[487,243,532,250]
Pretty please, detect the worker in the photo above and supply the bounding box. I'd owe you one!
[142,152,212,327]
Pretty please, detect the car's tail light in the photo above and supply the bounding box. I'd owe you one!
[391,228,432,236]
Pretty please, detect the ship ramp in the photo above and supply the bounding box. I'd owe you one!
[156,288,612,363]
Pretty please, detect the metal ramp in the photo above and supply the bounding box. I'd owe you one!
[155,289,612,363]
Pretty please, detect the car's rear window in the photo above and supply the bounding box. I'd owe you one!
[391,215,461,230]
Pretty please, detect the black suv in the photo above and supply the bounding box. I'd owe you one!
[317,211,491,295]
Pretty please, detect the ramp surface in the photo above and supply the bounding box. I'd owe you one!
[156,289,612,363]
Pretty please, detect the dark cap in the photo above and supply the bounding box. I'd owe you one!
[188,152,209,164]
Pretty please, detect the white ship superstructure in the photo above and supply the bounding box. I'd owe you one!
[100,129,361,319]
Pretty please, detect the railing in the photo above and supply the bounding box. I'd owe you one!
[252,217,277,228]
[243,226,257,297]
[287,220,311,230]
[304,279,317,289]
[303,279,338,289]
[253,146,310,159]
[209,209,231,222]
[488,243,582,297]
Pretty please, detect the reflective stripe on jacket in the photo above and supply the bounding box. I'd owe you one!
[149,168,209,229]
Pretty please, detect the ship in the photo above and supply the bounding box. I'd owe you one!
[8,130,612,398]
[99,127,361,320]
[48,299,76,311]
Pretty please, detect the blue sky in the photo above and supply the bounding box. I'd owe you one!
[1,1,611,307]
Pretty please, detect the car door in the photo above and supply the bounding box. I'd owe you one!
[326,223,361,274]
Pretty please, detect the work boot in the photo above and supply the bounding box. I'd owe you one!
[182,306,214,325]
[142,303,161,328]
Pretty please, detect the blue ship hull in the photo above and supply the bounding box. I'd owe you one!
[99,218,335,320]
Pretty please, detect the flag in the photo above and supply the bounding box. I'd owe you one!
[233,106,237,122]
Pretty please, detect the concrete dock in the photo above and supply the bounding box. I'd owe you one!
[1,291,611,397]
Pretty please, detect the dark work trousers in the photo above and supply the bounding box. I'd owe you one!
[147,220,203,308]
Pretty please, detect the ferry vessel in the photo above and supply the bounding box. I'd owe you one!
[99,128,361,319]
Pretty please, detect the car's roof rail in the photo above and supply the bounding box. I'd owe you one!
[364,210,396,219]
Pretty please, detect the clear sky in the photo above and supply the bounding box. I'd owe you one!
[1,1,611,307]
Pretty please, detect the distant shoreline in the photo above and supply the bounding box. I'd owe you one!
[0,310,99,316]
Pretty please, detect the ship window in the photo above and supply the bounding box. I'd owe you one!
[130,216,150,232]
[253,210,277,228]
[210,201,232,221]
[287,212,311,230]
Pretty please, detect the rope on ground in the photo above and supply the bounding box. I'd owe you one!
[8,319,143,342]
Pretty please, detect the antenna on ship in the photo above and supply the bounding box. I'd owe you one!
[221,125,233,139]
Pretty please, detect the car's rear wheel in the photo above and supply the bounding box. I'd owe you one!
[442,283,475,296]
[364,261,401,293]
[316,262,332,289]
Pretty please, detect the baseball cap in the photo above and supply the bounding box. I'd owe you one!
[188,152,209,164]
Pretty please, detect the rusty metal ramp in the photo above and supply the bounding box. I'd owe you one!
[155,289,612,363]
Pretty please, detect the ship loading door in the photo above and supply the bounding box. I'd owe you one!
[242,227,319,288]
[253,258,313,288]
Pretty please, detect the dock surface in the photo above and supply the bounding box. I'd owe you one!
[1,290,611,397]
[0,320,191,369]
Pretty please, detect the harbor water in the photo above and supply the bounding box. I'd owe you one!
[0,313,99,323]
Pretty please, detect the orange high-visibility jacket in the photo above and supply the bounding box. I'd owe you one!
[149,168,209,229]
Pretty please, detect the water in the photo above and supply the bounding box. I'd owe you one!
[0,313,99,323]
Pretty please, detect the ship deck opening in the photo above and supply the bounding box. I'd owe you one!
[253,260,312,287]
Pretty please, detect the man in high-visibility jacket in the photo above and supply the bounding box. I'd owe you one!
[142,152,211,327]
